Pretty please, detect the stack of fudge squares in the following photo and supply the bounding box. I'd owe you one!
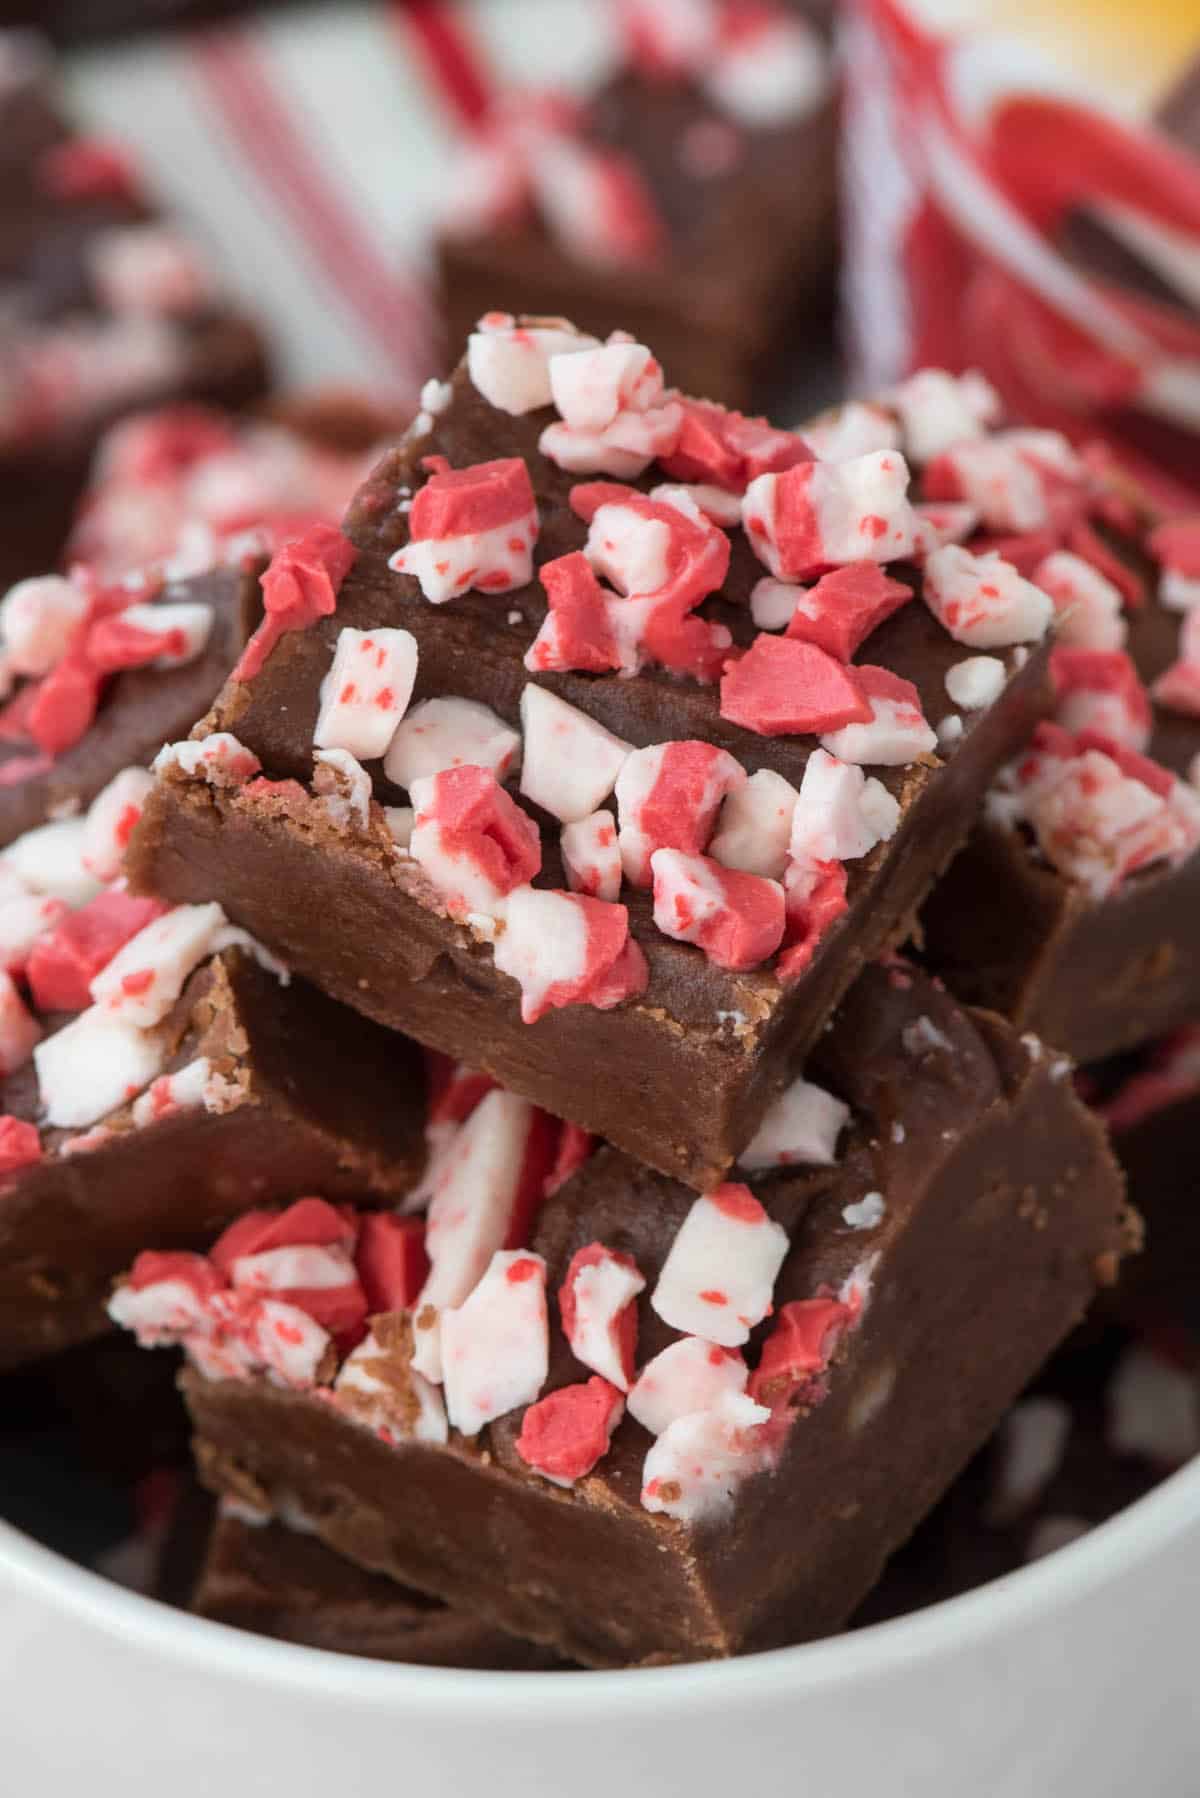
[14,308,1200,1670]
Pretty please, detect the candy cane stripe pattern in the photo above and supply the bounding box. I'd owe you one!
[389,456,539,603]
[742,450,917,581]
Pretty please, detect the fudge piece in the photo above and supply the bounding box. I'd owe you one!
[0,31,269,589]
[0,941,425,1369]
[128,335,1056,1188]
[437,4,837,413]
[113,964,1133,1667]
[921,513,1200,1062]
[858,1325,1199,1624]
[192,1503,566,1670]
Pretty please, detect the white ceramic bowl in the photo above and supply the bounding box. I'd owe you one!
[2,1457,1198,1797]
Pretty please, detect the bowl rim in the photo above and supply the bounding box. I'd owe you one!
[2,1450,1198,1717]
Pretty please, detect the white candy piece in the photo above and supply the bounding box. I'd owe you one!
[390,511,538,605]
[583,502,673,596]
[549,341,662,432]
[802,401,901,464]
[89,901,226,1028]
[749,576,803,633]
[923,545,1054,649]
[314,627,418,761]
[152,732,260,785]
[1107,1344,1200,1468]
[491,885,591,1019]
[335,1329,448,1444]
[3,817,103,909]
[441,1250,548,1438]
[739,1075,850,1171]
[820,683,938,767]
[888,367,1000,464]
[313,747,373,831]
[561,811,622,902]
[703,12,828,125]
[561,1247,646,1391]
[931,429,1081,532]
[384,696,520,791]
[0,892,66,974]
[944,656,1007,712]
[116,600,213,667]
[231,1242,357,1297]
[34,1005,167,1127]
[412,1089,544,1383]
[910,501,980,557]
[1055,688,1149,752]
[240,1296,332,1390]
[1033,552,1126,651]
[538,402,683,480]
[107,1275,211,1344]
[82,767,154,881]
[641,1391,771,1522]
[467,317,599,415]
[652,1188,789,1348]
[0,969,41,1075]
[627,1337,749,1438]
[650,481,742,526]
[518,685,631,823]
[743,450,917,579]
[0,574,87,676]
[130,1056,211,1128]
[788,748,899,863]
[708,769,799,881]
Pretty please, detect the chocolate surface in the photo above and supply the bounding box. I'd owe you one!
[129,349,1052,1190]
[0,949,427,1369]
[183,965,1132,1667]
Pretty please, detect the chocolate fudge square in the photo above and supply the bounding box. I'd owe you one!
[128,330,1054,1190]
[0,30,268,589]
[0,947,425,1368]
[116,964,1132,1666]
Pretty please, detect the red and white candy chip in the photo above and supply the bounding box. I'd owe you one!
[314,627,418,762]
[90,900,225,1028]
[467,315,599,416]
[549,341,663,433]
[651,1183,789,1348]
[560,811,622,902]
[640,1390,771,1522]
[615,740,745,887]
[788,747,899,864]
[922,545,1054,649]
[234,1294,333,1390]
[1032,552,1126,651]
[583,499,674,598]
[88,599,214,671]
[335,1328,448,1445]
[910,501,980,558]
[3,818,103,908]
[0,893,67,978]
[34,1004,167,1127]
[82,767,154,882]
[559,1242,645,1391]
[389,457,538,604]
[518,684,631,823]
[107,1251,222,1345]
[923,429,1084,534]
[739,1075,850,1171]
[408,767,541,922]
[441,1249,548,1438]
[383,695,520,791]
[412,1089,555,1383]
[742,450,916,581]
[820,666,938,766]
[1052,650,1152,751]
[88,225,214,318]
[130,1056,211,1128]
[750,577,805,632]
[1022,747,1188,899]
[708,768,799,881]
[492,885,648,1023]
[153,732,261,786]
[0,970,41,1076]
[650,481,743,527]
[0,573,88,676]
[944,656,1007,712]
[803,401,900,464]
[539,397,682,480]
[627,1336,748,1438]
[886,367,1000,465]
[650,848,785,971]
[515,1377,624,1487]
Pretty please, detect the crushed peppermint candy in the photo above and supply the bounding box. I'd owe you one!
[740,1074,850,1170]
[627,1336,749,1438]
[651,1184,789,1348]
[313,627,418,762]
[389,456,539,604]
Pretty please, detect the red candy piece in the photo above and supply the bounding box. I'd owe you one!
[423,765,542,896]
[720,636,871,736]
[86,614,186,674]
[546,1121,595,1195]
[657,398,811,492]
[559,1242,641,1385]
[26,890,168,1013]
[777,860,847,984]
[424,1052,499,1127]
[355,1213,430,1314]
[234,524,357,683]
[531,552,621,673]
[127,1250,225,1302]
[515,1375,624,1483]
[24,655,101,757]
[408,456,535,539]
[1051,648,1152,737]
[784,564,913,663]
[748,1296,853,1410]
[211,1196,357,1276]
[569,480,730,626]
[0,1115,42,1176]
[502,1106,563,1251]
[641,608,732,683]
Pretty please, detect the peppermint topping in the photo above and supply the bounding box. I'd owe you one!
[742,451,916,581]
[3,819,101,907]
[819,665,937,766]
[747,1295,855,1410]
[516,1377,624,1486]
[383,696,520,789]
[335,1321,448,1446]
[650,848,785,971]
[154,733,261,786]
[1051,649,1152,751]
[34,1006,166,1128]
[235,525,357,685]
[739,1075,849,1170]
[708,768,799,881]
[886,368,1000,465]
[559,1243,645,1391]
[130,1057,212,1128]
[783,563,913,663]
[441,1249,548,1438]
[90,900,228,1028]
[627,1337,748,1437]
[27,890,166,1013]
[561,811,622,901]
[0,576,89,676]
[518,685,631,823]
[720,636,872,737]
[615,739,745,886]
[924,429,1086,533]
[1150,519,1200,612]
[944,656,1007,712]
[922,545,1054,649]
[492,886,648,1023]
[389,457,538,603]
[656,398,810,493]
[651,1184,789,1347]
[467,317,601,416]
[788,747,899,864]
[0,971,42,1076]
[640,1390,771,1522]
[1033,552,1127,651]
[803,401,900,464]
[1153,605,1200,718]
[314,627,418,762]
[549,341,664,433]
[81,767,154,882]
[408,767,541,920]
